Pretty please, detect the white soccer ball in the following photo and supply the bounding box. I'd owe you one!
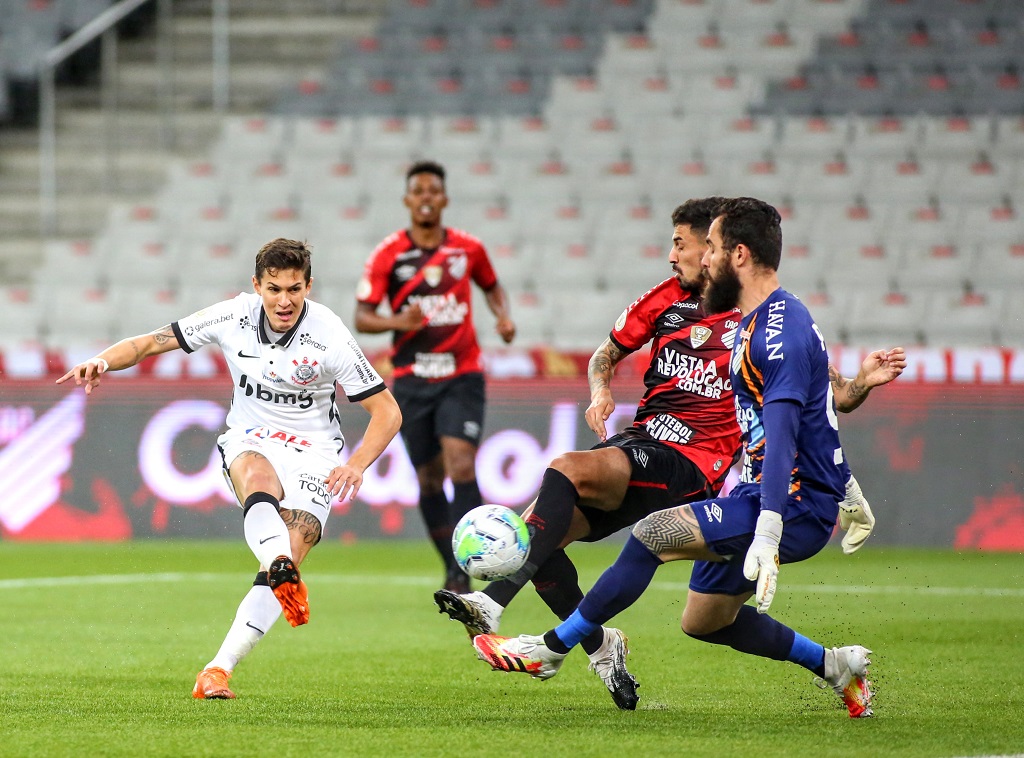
[452,504,531,581]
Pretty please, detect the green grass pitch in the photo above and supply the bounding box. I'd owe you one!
[2,541,1023,757]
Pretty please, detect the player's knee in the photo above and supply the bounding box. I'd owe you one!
[630,517,658,553]
[548,452,585,486]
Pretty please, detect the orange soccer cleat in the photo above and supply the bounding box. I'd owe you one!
[192,667,236,699]
[268,555,309,627]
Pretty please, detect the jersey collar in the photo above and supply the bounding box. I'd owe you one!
[257,301,308,347]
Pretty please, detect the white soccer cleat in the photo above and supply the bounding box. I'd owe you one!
[434,589,503,638]
[838,475,876,555]
[818,645,874,718]
[587,627,640,710]
[473,634,567,680]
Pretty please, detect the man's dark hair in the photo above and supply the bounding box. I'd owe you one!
[255,238,312,283]
[715,197,783,270]
[406,160,446,185]
[671,196,729,235]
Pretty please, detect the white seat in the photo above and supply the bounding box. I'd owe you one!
[210,115,289,165]
[550,289,631,351]
[700,115,777,161]
[356,115,428,161]
[864,156,943,205]
[935,155,1015,204]
[493,115,557,159]
[103,234,179,289]
[991,116,1024,158]
[290,116,359,162]
[791,287,850,347]
[970,239,1024,292]
[791,156,869,204]
[999,293,1024,344]
[845,290,928,348]
[3,285,48,343]
[680,71,763,116]
[775,115,851,159]
[34,239,108,289]
[918,115,995,159]
[719,156,795,207]
[544,76,613,122]
[118,287,189,337]
[897,240,974,290]
[918,286,1002,347]
[46,285,119,345]
[425,115,498,161]
[848,116,923,159]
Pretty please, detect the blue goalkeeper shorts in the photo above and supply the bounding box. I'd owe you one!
[688,483,838,596]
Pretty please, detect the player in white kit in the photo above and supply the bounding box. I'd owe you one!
[57,238,402,699]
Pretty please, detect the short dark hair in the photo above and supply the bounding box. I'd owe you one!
[406,160,446,185]
[671,196,729,235]
[255,238,312,283]
[715,197,783,270]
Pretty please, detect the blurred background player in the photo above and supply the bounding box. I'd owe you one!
[474,198,882,718]
[57,239,402,699]
[355,160,516,593]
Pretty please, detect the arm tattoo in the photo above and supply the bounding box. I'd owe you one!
[282,508,322,546]
[830,364,869,412]
[588,338,627,394]
[633,506,700,554]
[128,339,142,364]
[151,325,176,345]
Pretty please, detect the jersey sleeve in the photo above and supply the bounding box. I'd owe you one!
[355,237,395,307]
[172,295,241,354]
[329,316,388,401]
[609,288,662,353]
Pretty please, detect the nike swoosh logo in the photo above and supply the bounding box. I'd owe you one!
[245,621,266,635]
[259,536,279,544]
[237,350,260,359]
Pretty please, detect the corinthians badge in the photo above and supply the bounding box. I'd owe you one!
[291,357,320,386]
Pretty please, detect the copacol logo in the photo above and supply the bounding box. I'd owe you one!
[238,374,314,409]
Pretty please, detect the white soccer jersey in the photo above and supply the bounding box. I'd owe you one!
[172,292,386,450]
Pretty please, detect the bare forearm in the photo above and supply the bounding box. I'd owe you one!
[101,327,178,371]
[347,395,402,471]
[484,285,510,320]
[829,365,871,413]
[588,338,627,398]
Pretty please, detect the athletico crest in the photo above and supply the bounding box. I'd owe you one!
[690,325,712,348]
[291,357,320,386]
[423,265,443,288]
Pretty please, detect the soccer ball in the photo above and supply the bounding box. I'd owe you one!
[452,504,531,581]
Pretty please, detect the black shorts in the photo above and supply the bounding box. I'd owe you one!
[578,427,713,542]
[392,372,486,467]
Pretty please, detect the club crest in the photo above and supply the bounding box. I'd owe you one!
[423,265,443,287]
[691,325,712,348]
[290,357,320,386]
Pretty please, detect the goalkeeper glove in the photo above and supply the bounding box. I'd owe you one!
[743,510,783,614]
[838,474,875,555]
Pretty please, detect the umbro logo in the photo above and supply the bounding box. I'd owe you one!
[703,502,723,523]
[238,350,260,359]
[632,449,650,468]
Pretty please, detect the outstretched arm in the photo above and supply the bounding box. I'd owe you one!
[55,325,181,395]
[585,337,631,442]
[830,347,907,413]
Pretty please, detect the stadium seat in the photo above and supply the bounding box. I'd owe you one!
[917,285,1002,347]
[775,115,851,159]
[845,289,927,347]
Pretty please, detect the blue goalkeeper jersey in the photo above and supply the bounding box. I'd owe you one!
[730,287,845,510]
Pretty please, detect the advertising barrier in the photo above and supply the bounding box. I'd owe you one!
[1,377,1022,549]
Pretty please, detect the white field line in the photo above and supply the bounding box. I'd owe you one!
[1,572,1023,597]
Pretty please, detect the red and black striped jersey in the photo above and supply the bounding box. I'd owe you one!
[609,277,742,488]
[357,228,498,381]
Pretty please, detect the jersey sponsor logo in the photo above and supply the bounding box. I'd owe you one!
[766,300,786,361]
[239,315,256,331]
[423,265,443,287]
[463,420,481,440]
[447,253,467,280]
[410,293,468,326]
[290,357,321,386]
[246,426,314,448]
[644,414,695,444]
[614,308,627,331]
[395,264,417,282]
[298,472,331,508]
[690,325,712,348]
[657,349,730,398]
[703,502,723,523]
[396,249,422,261]
[238,374,314,409]
[299,333,327,351]
[632,448,649,468]
[412,352,456,379]
[673,300,699,309]
[183,313,232,336]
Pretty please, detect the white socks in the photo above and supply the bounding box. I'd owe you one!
[243,499,292,568]
[207,585,283,672]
